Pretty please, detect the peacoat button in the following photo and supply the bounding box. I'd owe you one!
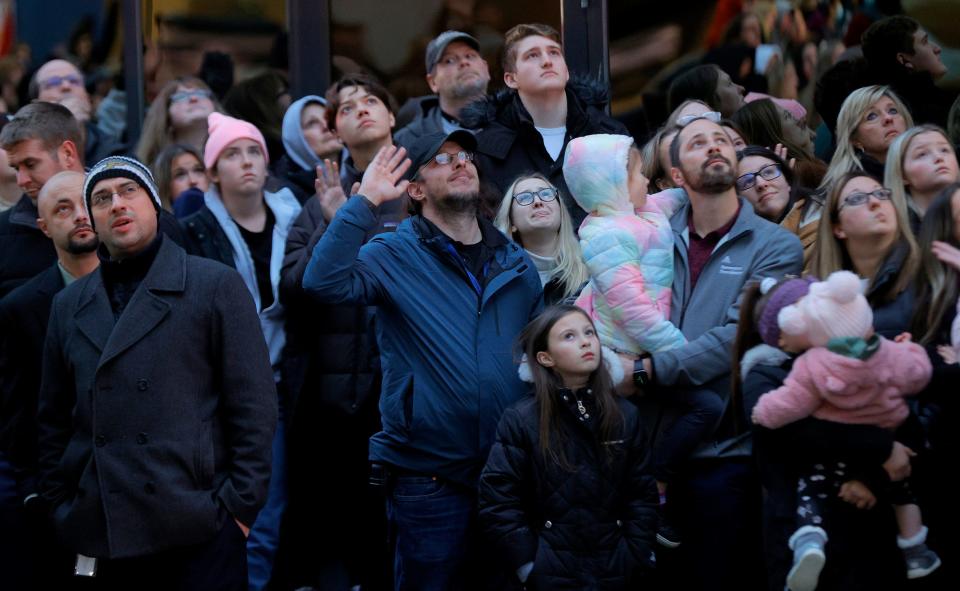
[137,378,149,392]
[136,432,148,444]
[144,482,156,494]
[544,520,552,529]
[94,435,106,447]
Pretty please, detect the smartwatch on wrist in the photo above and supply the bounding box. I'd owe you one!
[633,358,650,389]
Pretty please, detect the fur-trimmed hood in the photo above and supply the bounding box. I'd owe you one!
[460,75,612,130]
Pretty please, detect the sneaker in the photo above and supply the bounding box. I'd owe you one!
[656,506,682,548]
[903,543,941,579]
[786,527,827,591]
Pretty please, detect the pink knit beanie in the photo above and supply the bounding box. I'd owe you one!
[203,112,269,170]
[778,270,873,347]
[745,92,807,123]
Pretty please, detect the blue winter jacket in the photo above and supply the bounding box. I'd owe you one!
[303,196,544,486]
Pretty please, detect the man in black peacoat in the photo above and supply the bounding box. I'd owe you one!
[36,156,276,589]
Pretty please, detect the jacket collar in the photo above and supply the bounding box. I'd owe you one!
[75,236,185,369]
[8,194,40,229]
[672,196,758,248]
[867,240,909,300]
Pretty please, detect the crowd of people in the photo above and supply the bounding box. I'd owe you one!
[1,2,959,591]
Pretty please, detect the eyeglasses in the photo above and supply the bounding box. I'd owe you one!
[676,111,722,127]
[39,74,83,90]
[426,151,473,167]
[513,187,558,206]
[838,188,893,211]
[736,163,782,192]
[170,89,212,103]
[90,183,142,209]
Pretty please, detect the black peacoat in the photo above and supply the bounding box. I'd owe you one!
[36,237,277,559]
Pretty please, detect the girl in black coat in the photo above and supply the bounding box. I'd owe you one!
[478,305,657,590]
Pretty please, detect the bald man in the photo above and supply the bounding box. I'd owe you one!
[0,171,100,588]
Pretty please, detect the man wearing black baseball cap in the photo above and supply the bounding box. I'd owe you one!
[302,130,543,588]
[394,31,490,151]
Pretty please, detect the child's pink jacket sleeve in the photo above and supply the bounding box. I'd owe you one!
[751,354,823,429]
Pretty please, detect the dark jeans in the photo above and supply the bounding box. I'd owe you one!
[67,519,248,591]
[652,387,725,482]
[653,458,766,590]
[386,475,478,591]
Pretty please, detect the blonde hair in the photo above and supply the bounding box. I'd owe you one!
[494,173,589,300]
[819,85,913,194]
[811,170,920,303]
[641,127,677,190]
[885,124,955,216]
[135,77,223,169]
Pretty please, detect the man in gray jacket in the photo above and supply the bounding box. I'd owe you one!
[37,156,276,589]
[630,117,802,588]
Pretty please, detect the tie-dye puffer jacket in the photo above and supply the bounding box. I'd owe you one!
[563,134,687,355]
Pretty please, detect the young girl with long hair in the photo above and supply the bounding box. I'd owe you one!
[478,305,657,590]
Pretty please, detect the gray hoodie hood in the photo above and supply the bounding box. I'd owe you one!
[282,95,326,172]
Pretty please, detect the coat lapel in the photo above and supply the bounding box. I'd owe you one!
[96,239,186,370]
[74,271,114,355]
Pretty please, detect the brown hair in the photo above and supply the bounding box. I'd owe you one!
[135,76,222,168]
[151,143,205,211]
[811,170,920,304]
[911,182,960,344]
[0,101,83,162]
[730,281,781,432]
[518,305,623,470]
[323,73,396,133]
[502,23,561,73]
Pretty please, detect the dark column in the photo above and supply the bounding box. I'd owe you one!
[561,0,609,85]
[122,0,145,145]
[287,0,332,98]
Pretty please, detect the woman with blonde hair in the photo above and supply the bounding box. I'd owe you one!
[885,124,959,220]
[819,86,914,195]
[494,173,589,304]
[135,76,222,169]
[812,170,921,336]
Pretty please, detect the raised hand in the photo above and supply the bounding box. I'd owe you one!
[358,145,412,206]
[937,344,958,365]
[315,159,347,223]
[772,143,796,170]
[932,240,960,272]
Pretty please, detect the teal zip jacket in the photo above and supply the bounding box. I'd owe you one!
[303,195,543,486]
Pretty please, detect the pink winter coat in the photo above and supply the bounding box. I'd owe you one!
[751,338,932,430]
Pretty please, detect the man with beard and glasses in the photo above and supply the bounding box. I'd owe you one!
[302,130,543,590]
[0,171,99,588]
[623,117,801,589]
[394,31,490,151]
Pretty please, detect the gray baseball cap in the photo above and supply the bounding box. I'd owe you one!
[425,31,480,73]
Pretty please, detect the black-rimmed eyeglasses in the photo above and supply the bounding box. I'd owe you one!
[513,187,558,206]
[736,163,782,192]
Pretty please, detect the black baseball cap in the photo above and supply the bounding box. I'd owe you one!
[406,129,478,174]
